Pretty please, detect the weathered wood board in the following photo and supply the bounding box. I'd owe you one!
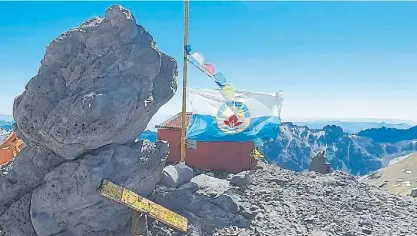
[99,180,188,232]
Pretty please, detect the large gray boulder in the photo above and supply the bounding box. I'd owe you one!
[1,4,176,236]
[29,141,168,236]
[0,145,63,215]
[13,5,177,160]
[0,193,37,236]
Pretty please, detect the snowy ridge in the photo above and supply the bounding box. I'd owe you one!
[261,122,417,176]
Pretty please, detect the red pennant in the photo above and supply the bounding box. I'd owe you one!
[203,63,216,75]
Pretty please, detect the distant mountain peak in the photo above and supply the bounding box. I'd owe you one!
[262,123,417,176]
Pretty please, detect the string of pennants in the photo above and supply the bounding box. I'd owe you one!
[184,45,266,160]
[184,45,235,101]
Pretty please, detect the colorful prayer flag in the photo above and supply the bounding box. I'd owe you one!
[185,45,227,87]
[203,63,216,75]
[213,73,226,86]
[191,52,204,65]
[184,45,192,54]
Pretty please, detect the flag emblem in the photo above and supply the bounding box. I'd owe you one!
[216,101,251,134]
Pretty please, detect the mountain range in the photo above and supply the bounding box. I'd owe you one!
[293,120,414,134]
[2,118,417,176]
[135,122,417,176]
[261,123,417,176]
[357,126,417,143]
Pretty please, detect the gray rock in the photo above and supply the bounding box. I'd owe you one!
[160,163,194,188]
[0,193,36,236]
[0,4,176,236]
[13,4,177,160]
[229,171,251,186]
[152,162,417,236]
[310,230,328,236]
[191,174,231,197]
[30,141,168,236]
[309,151,331,174]
[152,182,249,235]
[0,145,63,215]
[410,188,417,197]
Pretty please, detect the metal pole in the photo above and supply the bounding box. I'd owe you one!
[180,0,189,164]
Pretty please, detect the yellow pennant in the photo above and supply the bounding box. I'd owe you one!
[250,147,264,160]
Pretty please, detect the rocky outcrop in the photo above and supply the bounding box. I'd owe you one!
[13,5,177,160]
[150,163,417,236]
[0,5,176,236]
[309,151,331,174]
[28,141,167,236]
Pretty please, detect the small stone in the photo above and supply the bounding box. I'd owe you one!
[304,216,315,224]
[362,227,372,235]
[410,188,417,197]
[229,171,251,186]
[311,230,328,236]
[160,163,194,188]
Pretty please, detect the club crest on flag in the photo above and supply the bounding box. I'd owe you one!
[216,101,251,134]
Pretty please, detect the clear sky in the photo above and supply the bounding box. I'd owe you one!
[0,1,416,126]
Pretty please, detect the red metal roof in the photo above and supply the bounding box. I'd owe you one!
[155,112,193,130]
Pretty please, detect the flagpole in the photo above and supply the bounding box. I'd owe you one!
[180,0,189,164]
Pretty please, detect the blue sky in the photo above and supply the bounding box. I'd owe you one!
[0,1,416,125]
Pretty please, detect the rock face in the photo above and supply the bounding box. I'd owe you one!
[13,5,177,160]
[150,162,417,236]
[0,5,176,236]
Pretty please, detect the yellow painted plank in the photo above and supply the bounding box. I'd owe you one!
[99,180,188,232]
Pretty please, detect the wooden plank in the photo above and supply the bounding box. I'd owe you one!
[99,180,188,232]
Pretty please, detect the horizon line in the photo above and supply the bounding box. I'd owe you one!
[1,113,416,124]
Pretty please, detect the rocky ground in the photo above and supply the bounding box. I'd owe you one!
[150,162,417,236]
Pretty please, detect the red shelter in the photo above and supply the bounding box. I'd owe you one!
[156,112,256,173]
